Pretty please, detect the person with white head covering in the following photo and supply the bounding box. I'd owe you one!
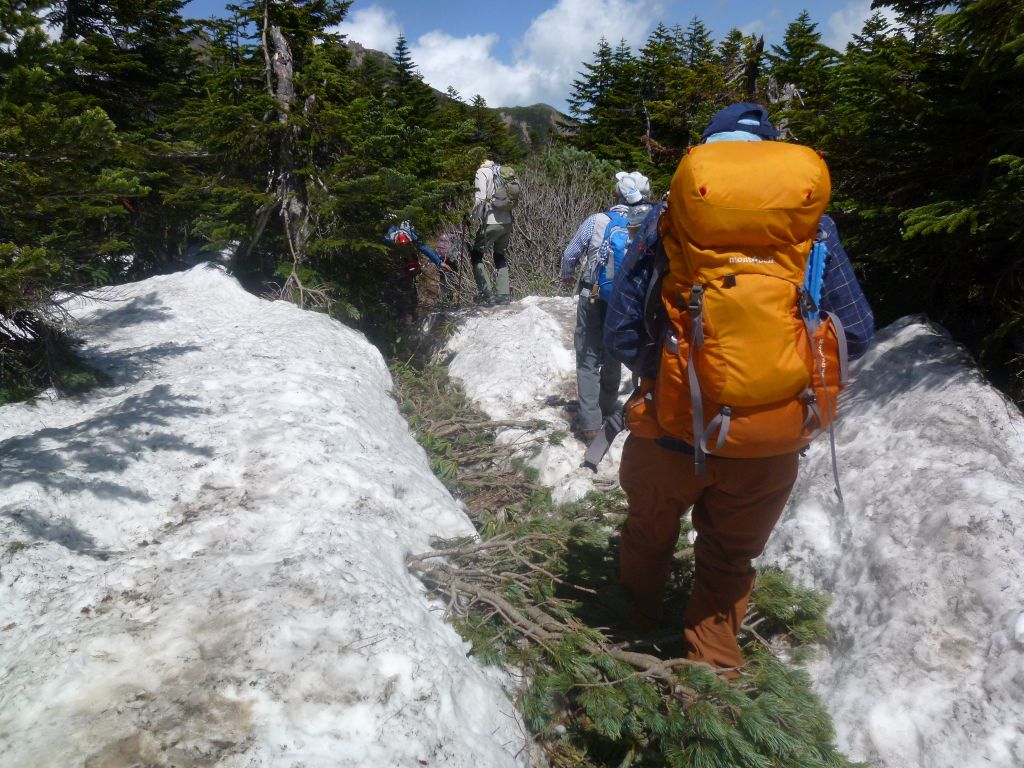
[561,170,652,443]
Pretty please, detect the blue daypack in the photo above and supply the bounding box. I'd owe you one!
[590,211,631,301]
[802,234,829,319]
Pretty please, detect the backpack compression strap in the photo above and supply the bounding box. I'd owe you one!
[682,284,731,475]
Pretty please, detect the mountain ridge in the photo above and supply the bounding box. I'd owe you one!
[344,40,575,148]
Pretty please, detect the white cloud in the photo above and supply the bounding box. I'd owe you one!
[739,7,786,40]
[334,5,402,53]
[518,0,663,99]
[825,0,899,49]
[343,0,662,109]
[412,30,538,106]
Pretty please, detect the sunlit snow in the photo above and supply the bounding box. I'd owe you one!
[448,300,1024,768]
[0,266,528,767]
[4,267,1023,768]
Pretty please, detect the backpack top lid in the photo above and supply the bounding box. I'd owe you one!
[669,141,830,249]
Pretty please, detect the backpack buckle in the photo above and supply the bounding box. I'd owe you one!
[799,389,817,406]
[687,285,704,315]
[798,287,818,319]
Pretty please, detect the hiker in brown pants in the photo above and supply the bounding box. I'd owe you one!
[610,104,873,674]
[618,434,799,670]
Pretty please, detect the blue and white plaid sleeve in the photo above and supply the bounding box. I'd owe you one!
[561,216,597,280]
[819,215,874,360]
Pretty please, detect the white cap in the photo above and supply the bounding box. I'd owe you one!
[615,171,651,204]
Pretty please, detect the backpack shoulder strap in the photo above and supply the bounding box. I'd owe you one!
[605,209,629,229]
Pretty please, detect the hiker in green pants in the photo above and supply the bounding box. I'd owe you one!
[468,159,520,305]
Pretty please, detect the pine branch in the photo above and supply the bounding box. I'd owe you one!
[408,536,720,693]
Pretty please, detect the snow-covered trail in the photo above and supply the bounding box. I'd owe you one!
[3,268,1021,768]
[447,301,1024,768]
[766,317,1024,768]
[445,296,630,503]
[0,266,527,767]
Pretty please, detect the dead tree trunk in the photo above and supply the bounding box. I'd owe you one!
[744,36,765,100]
[234,2,326,309]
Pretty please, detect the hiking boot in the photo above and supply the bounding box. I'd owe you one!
[473,292,493,306]
[494,294,512,305]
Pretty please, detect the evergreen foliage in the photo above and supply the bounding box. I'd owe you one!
[1,0,527,391]
[566,7,1024,404]
[1,0,148,397]
[6,1,1021,402]
[394,354,860,768]
[767,11,839,144]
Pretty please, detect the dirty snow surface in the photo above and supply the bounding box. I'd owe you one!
[447,300,1024,768]
[0,266,527,768]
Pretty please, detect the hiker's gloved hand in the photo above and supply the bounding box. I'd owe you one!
[561,276,575,289]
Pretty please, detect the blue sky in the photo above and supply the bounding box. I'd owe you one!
[183,1,889,109]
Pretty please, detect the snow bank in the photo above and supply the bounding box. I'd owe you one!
[448,301,1024,768]
[0,265,527,767]
[445,296,629,503]
[765,317,1024,768]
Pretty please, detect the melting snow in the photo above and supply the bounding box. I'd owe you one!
[447,301,1024,768]
[0,266,528,767]
[4,269,1023,768]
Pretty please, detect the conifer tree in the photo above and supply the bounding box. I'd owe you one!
[767,11,839,145]
[681,16,714,68]
[469,94,523,161]
[819,1,1024,400]
[1,0,146,396]
[717,28,746,72]
[569,38,643,164]
[680,18,734,147]
[569,37,616,128]
[636,23,687,165]
[178,1,356,302]
[717,28,760,101]
[389,34,438,120]
[34,0,198,272]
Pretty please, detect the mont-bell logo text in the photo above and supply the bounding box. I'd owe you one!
[728,256,775,264]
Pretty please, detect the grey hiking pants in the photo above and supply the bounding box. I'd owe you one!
[574,294,622,432]
[471,222,511,297]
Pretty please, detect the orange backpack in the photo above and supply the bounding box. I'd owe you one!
[634,141,848,471]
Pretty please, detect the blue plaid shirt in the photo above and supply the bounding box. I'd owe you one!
[561,215,598,280]
[561,206,631,282]
[818,215,874,359]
